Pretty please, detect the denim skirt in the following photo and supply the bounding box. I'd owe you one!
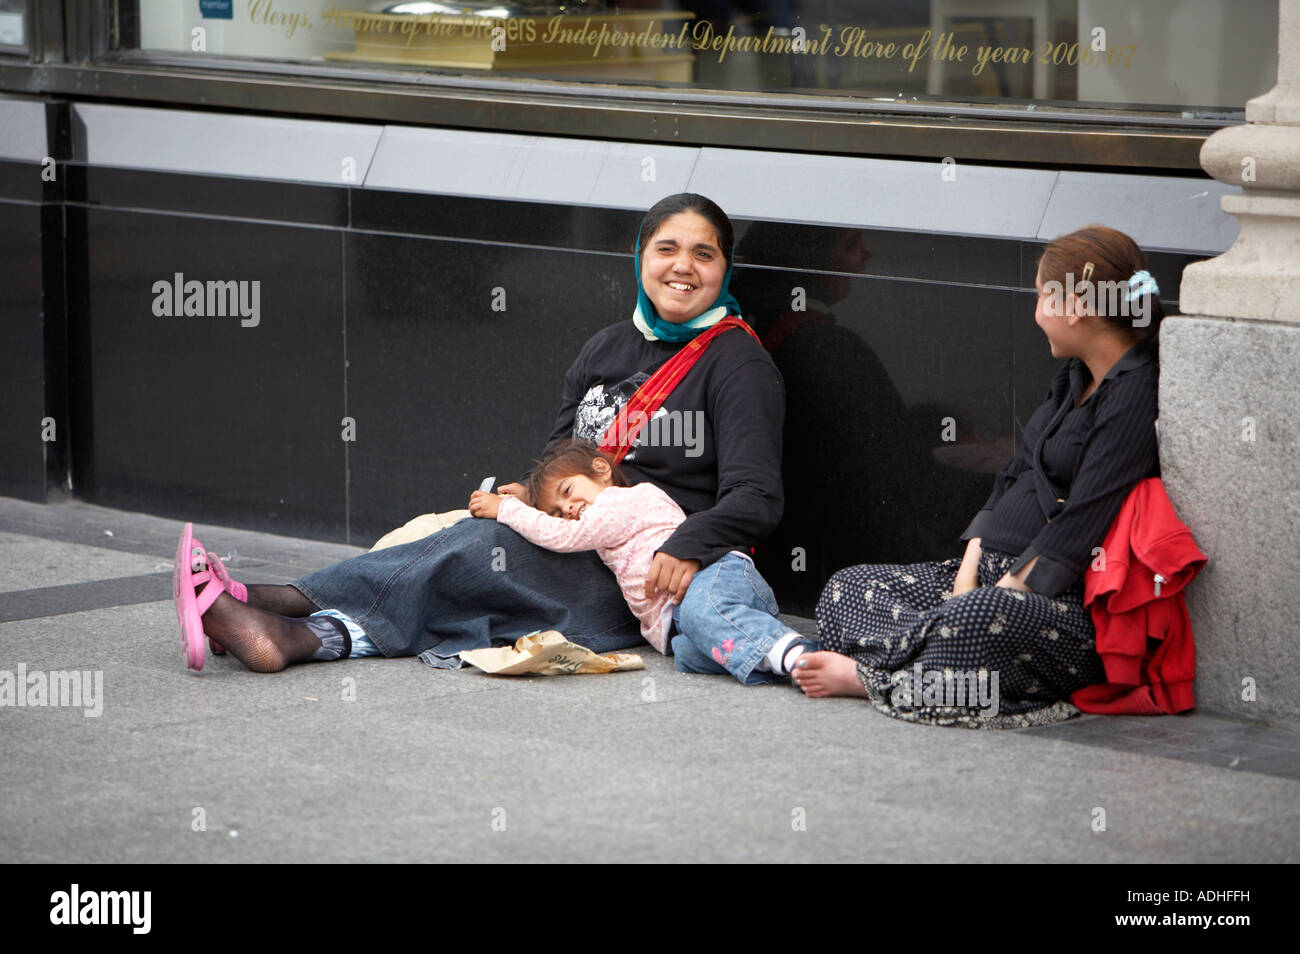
[292,517,642,667]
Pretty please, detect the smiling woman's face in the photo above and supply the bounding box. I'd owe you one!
[639,210,726,324]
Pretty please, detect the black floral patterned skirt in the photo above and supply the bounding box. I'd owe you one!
[815,548,1105,728]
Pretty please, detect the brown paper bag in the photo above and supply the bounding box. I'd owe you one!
[459,630,645,675]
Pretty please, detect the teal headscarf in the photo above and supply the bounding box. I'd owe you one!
[632,229,744,343]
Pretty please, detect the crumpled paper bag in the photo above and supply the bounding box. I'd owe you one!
[459,630,645,675]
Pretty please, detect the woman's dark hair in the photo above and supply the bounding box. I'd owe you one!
[1038,225,1165,346]
[525,438,629,510]
[637,193,735,266]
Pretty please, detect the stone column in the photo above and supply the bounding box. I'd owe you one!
[1162,0,1300,723]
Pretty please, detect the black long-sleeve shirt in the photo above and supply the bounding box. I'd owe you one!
[962,344,1159,596]
[544,321,786,568]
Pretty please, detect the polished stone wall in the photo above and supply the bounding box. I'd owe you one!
[1,98,1227,613]
[0,97,66,504]
[54,167,1209,610]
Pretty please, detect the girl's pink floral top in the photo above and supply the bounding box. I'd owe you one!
[496,484,686,652]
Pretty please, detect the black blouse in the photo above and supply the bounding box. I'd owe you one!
[962,344,1159,596]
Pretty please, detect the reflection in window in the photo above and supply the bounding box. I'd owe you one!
[0,0,26,50]
[126,0,1277,114]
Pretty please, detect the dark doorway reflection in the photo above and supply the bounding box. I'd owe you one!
[735,220,995,613]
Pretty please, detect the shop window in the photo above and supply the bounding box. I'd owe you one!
[0,0,27,52]
[120,0,1276,116]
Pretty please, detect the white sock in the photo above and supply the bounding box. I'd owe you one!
[763,633,804,675]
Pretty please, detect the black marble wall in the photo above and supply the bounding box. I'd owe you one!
[0,190,48,501]
[12,151,1204,610]
[0,104,69,504]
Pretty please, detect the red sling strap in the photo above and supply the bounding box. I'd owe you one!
[599,316,759,464]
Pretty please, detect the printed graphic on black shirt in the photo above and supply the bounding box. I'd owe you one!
[574,370,707,462]
[574,374,651,459]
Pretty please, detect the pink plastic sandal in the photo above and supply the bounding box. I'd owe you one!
[203,549,247,603]
[196,545,247,656]
[172,523,227,671]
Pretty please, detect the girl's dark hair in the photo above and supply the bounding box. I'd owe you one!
[637,193,735,266]
[525,438,628,509]
[1038,225,1165,346]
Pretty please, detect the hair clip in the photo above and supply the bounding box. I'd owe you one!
[1126,270,1159,302]
[1080,261,1095,285]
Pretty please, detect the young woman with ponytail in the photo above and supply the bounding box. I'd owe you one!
[798,225,1166,727]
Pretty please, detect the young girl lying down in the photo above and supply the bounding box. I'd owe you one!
[468,439,816,684]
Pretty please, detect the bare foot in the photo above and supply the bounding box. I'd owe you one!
[202,592,322,673]
[791,651,869,698]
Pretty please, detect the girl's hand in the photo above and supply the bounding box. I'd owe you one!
[469,490,502,519]
[645,552,702,605]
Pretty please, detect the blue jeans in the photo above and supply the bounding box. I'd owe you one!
[293,517,642,666]
[671,552,794,685]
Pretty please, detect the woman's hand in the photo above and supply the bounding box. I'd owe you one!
[645,552,702,605]
[995,556,1037,592]
[496,482,529,505]
[998,566,1029,590]
[468,490,502,519]
[994,572,1030,592]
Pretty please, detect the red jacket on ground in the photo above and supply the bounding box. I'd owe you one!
[1071,477,1206,715]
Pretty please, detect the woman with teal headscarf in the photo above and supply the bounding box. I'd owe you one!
[630,195,744,343]
[178,193,786,673]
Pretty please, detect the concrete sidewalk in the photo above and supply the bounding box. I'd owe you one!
[1,496,1297,863]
